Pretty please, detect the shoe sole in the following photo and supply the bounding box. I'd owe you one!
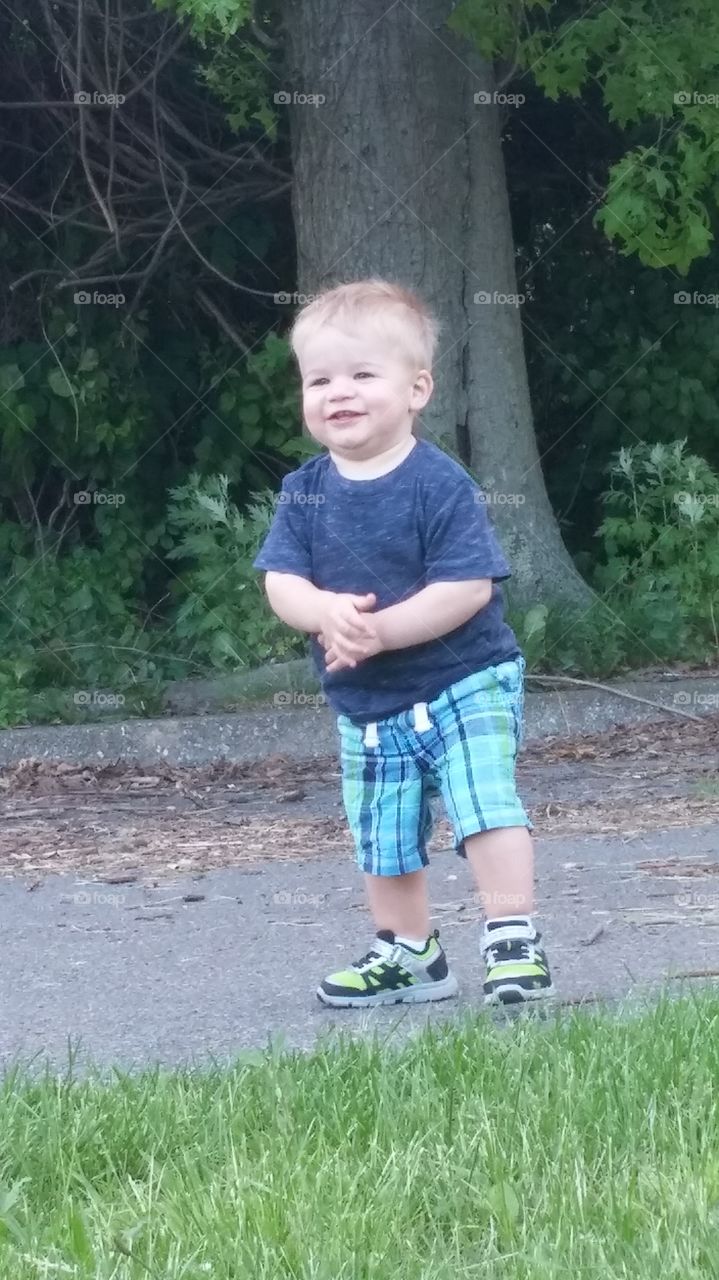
[317,972,459,1009]
[484,982,556,1006]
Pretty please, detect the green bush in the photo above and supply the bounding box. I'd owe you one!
[593,440,719,646]
[164,472,308,670]
[508,439,719,676]
[0,304,322,725]
[0,471,313,727]
[0,510,168,726]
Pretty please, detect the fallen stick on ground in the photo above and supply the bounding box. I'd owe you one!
[670,969,719,980]
[580,924,606,946]
[526,674,705,724]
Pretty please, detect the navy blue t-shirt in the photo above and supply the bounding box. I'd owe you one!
[253,439,520,724]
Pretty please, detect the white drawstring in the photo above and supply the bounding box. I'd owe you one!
[362,702,432,748]
[413,702,431,732]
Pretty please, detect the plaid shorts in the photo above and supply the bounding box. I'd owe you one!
[336,656,533,877]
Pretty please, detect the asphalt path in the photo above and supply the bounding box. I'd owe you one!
[3,821,718,1078]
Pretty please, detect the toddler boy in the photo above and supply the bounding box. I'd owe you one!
[253,278,554,1008]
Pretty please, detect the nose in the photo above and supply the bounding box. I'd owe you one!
[327,377,356,401]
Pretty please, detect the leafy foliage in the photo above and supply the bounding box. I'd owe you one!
[164,472,310,670]
[0,300,315,725]
[593,439,719,643]
[198,37,278,135]
[524,251,719,555]
[451,0,719,271]
[154,0,252,38]
[0,519,166,728]
[509,439,719,675]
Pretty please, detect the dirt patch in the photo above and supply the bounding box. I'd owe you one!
[1,714,718,881]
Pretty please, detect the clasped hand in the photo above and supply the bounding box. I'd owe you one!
[316,592,383,672]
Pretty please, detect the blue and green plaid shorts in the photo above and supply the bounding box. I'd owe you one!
[336,656,533,877]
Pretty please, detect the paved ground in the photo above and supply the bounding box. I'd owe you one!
[2,711,719,1078]
[2,823,718,1078]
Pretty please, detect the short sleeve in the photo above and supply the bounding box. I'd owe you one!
[424,476,511,584]
[252,476,313,579]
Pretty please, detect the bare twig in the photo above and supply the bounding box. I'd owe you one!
[46,476,72,535]
[76,0,120,243]
[197,289,253,355]
[122,48,192,322]
[526,674,705,723]
[151,99,280,299]
[39,307,81,444]
[3,0,285,302]
[22,472,45,557]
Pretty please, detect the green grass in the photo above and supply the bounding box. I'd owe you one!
[2,993,719,1278]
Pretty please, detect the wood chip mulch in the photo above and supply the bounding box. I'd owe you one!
[1,714,717,880]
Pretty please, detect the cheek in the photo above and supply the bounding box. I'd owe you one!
[302,392,324,421]
[365,382,392,404]
[371,382,408,412]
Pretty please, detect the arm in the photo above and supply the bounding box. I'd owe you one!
[264,572,331,633]
[372,579,492,651]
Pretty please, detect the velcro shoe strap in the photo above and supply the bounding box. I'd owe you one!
[482,923,536,949]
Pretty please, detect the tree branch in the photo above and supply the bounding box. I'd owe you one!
[197,289,252,355]
[76,0,120,244]
[2,0,287,308]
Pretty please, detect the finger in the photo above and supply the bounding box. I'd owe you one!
[336,638,369,661]
[330,652,358,668]
[340,616,376,639]
[328,639,359,663]
[327,654,355,670]
[326,657,347,671]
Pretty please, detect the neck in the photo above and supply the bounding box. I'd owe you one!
[331,434,417,479]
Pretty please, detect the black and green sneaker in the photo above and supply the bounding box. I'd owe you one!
[481,919,555,1005]
[317,928,459,1008]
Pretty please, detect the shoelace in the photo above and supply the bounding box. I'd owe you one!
[353,940,417,971]
[486,939,535,967]
[353,931,438,972]
[353,946,395,972]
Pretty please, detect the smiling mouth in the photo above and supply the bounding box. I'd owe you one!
[329,411,364,422]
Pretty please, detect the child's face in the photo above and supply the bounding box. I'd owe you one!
[297,323,433,460]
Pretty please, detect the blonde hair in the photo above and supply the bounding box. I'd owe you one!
[289,278,440,372]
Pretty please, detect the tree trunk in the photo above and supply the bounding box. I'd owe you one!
[283,0,592,608]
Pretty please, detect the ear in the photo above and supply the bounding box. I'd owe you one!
[410,369,433,411]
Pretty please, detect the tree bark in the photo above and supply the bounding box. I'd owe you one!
[283,0,592,607]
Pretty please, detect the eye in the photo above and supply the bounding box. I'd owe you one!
[308,377,328,387]
[355,371,374,379]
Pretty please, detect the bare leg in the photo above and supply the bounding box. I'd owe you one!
[463,826,534,919]
[364,868,431,938]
